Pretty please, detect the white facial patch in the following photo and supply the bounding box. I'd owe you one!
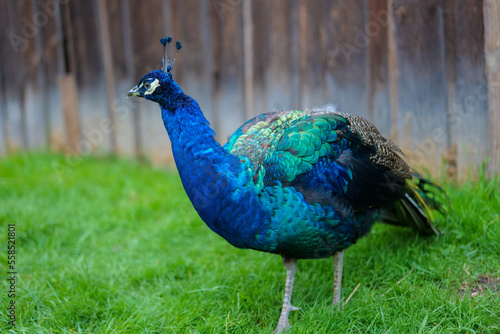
[144,79,161,95]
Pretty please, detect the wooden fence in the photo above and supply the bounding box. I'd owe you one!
[1,0,499,176]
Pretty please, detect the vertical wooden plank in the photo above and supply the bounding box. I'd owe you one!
[108,0,127,81]
[60,0,76,74]
[484,0,500,174]
[289,0,301,111]
[60,0,82,153]
[442,0,458,178]
[0,0,10,154]
[450,0,488,175]
[391,0,448,167]
[121,0,142,158]
[25,0,49,150]
[243,0,254,120]
[323,0,369,118]
[96,0,118,153]
[211,0,246,142]
[46,0,68,151]
[266,0,301,113]
[34,0,50,149]
[299,0,325,109]
[17,0,34,150]
[198,0,216,125]
[368,0,392,136]
[168,0,182,81]
[68,0,111,153]
[35,0,63,151]
[387,0,400,140]
[251,0,270,117]
[443,0,457,145]
[28,0,57,151]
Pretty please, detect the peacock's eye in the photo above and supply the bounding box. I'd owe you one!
[144,81,151,90]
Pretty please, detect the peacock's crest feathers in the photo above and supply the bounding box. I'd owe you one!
[160,37,182,74]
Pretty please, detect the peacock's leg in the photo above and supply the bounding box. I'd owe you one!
[274,256,300,334]
[332,250,344,307]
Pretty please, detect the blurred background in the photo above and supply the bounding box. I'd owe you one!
[0,0,498,177]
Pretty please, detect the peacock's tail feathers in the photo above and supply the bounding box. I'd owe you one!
[380,174,449,235]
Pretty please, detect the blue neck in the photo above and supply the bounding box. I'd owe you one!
[160,95,242,184]
[159,94,266,248]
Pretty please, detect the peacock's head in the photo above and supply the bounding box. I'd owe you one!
[127,37,183,104]
[127,70,182,103]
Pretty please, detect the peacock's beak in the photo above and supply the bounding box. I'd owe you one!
[127,85,140,97]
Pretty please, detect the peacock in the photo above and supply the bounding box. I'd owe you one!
[127,38,447,333]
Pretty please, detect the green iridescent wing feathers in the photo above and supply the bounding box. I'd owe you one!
[224,110,354,190]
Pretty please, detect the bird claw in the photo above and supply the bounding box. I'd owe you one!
[290,305,301,311]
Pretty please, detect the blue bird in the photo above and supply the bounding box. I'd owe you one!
[128,38,447,333]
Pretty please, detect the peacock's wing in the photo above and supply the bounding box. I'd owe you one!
[225,110,345,188]
[224,109,412,211]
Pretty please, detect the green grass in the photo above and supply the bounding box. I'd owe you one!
[0,153,499,333]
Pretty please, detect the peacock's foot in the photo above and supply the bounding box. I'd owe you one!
[274,305,300,333]
[274,319,291,334]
